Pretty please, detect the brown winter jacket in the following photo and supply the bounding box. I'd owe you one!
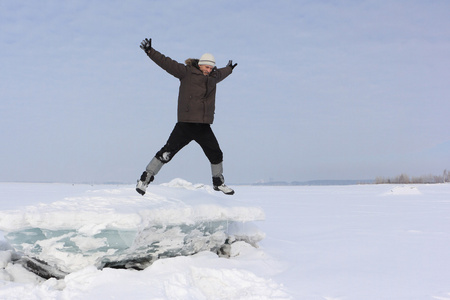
[146,48,233,124]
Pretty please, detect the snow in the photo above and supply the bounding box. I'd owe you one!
[1,181,450,299]
[0,179,265,276]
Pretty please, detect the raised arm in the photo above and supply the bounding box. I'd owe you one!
[140,38,187,79]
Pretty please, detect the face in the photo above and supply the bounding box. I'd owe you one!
[199,64,214,75]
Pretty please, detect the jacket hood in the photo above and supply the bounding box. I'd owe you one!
[185,58,199,68]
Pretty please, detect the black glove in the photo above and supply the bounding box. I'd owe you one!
[227,60,237,70]
[140,38,152,53]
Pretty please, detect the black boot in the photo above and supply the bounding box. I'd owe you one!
[136,171,154,195]
[213,176,234,195]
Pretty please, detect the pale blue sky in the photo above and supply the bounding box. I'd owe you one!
[1,0,449,184]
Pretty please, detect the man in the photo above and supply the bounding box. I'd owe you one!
[136,38,237,196]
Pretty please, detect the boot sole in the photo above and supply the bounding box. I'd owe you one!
[214,187,235,195]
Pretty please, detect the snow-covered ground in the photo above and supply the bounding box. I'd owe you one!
[1,181,450,299]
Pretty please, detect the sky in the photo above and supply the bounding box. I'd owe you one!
[1,0,449,184]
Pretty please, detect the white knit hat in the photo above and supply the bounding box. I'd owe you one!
[198,53,215,67]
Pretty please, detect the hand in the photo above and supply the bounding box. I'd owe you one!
[140,38,152,53]
[227,60,237,70]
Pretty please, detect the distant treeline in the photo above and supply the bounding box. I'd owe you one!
[375,170,449,184]
[253,179,374,186]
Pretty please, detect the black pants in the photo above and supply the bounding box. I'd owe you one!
[155,122,223,165]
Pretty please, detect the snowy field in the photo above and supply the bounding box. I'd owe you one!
[1,181,450,299]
